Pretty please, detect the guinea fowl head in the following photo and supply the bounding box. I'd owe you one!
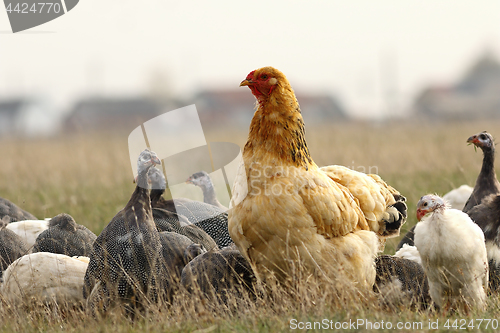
[186,171,210,187]
[416,194,448,221]
[240,67,291,104]
[147,166,166,190]
[467,131,494,151]
[135,149,161,187]
[49,213,77,231]
[137,149,161,175]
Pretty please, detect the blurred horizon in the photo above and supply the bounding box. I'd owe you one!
[0,0,499,136]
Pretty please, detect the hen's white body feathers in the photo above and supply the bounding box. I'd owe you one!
[415,206,488,310]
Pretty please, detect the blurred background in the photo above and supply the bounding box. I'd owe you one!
[0,0,499,136]
[0,0,499,241]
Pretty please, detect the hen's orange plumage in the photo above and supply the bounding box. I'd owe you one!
[228,67,406,288]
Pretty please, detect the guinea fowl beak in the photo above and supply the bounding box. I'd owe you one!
[467,135,479,144]
[151,156,161,165]
[240,79,253,87]
[186,177,193,184]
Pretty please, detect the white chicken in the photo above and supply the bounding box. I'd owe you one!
[5,219,50,249]
[394,244,422,266]
[414,194,488,311]
[443,185,473,210]
[1,252,89,305]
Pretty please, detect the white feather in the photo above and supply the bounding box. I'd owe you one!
[394,244,422,265]
[485,240,500,264]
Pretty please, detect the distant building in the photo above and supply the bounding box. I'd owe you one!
[413,52,500,120]
[193,89,347,128]
[0,98,57,137]
[297,94,347,125]
[64,97,176,132]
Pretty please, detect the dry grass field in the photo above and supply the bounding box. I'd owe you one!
[1,119,500,332]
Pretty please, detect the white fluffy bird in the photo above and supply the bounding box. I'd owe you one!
[394,244,422,266]
[5,219,50,249]
[442,185,473,210]
[414,194,488,311]
[1,252,89,304]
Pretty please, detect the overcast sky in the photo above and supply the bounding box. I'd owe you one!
[0,0,499,118]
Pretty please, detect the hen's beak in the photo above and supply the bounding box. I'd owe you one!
[240,79,253,87]
[416,208,426,221]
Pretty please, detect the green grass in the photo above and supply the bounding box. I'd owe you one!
[2,120,500,332]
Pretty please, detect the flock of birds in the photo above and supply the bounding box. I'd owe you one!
[0,66,499,316]
[373,130,500,313]
[0,155,241,307]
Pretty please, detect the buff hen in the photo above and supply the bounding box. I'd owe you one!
[228,66,406,289]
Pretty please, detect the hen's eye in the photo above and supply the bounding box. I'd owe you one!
[480,134,486,140]
[423,202,428,207]
[261,75,268,80]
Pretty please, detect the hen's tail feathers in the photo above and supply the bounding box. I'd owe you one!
[379,194,407,238]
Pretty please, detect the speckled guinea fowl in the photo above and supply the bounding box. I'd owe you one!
[374,255,430,309]
[0,197,36,222]
[186,171,228,210]
[397,131,500,251]
[158,231,205,301]
[181,245,256,304]
[149,167,232,249]
[150,172,226,223]
[192,213,232,248]
[153,207,218,251]
[467,194,500,293]
[147,168,219,251]
[151,207,189,232]
[160,232,204,279]
[83,149,163,313]
[463,131,500,213]
[33,213,97,257]
[0,217,29,278]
